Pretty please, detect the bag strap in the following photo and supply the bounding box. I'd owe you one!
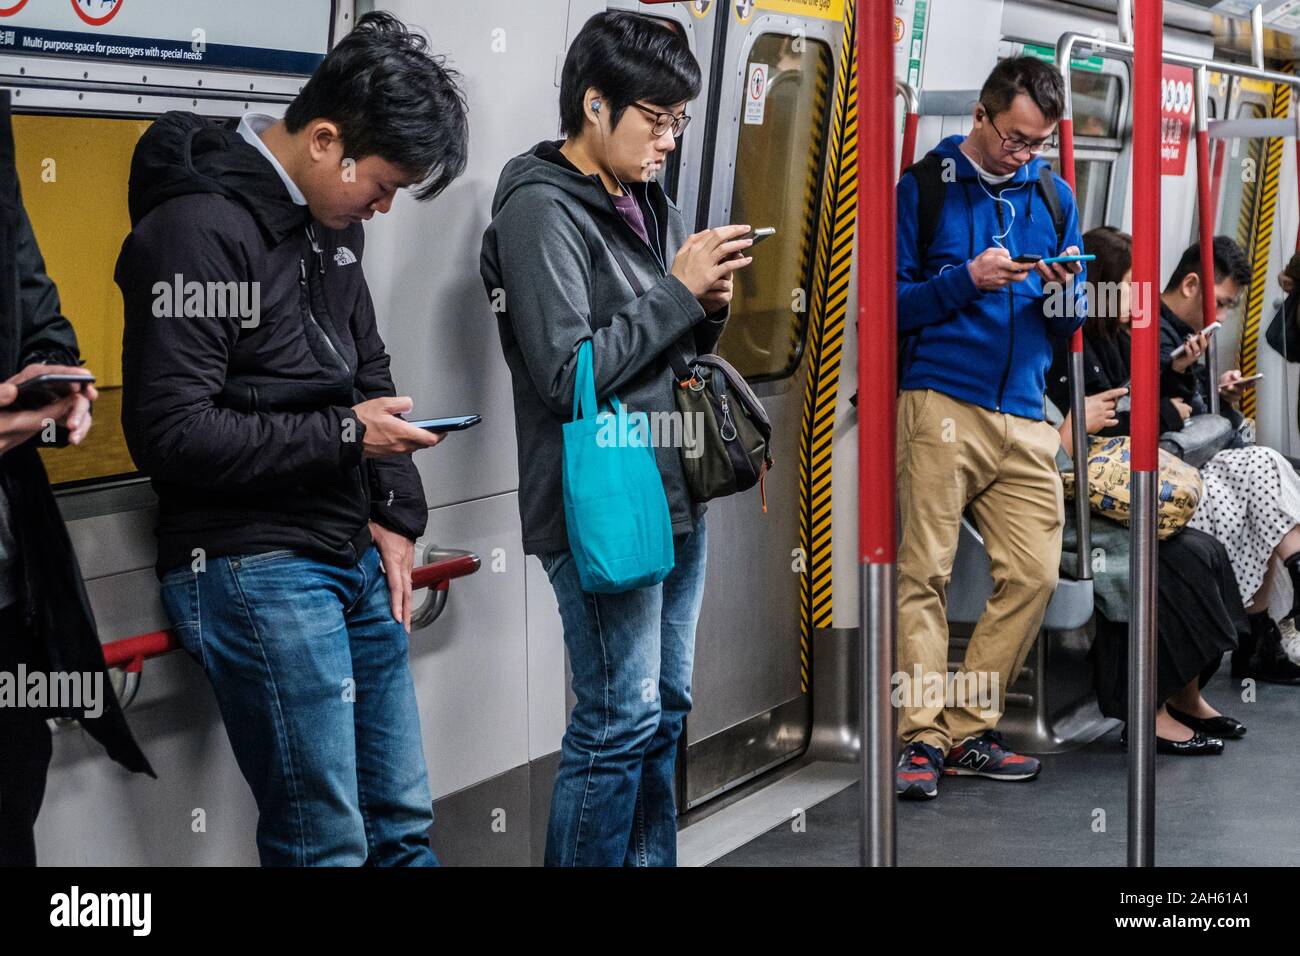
[607,239,696,385]
[1037,164,1068,247]
[572,339,598,422]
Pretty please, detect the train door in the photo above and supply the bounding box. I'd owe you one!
[682,0,845,809]
[1203,73,1293,454]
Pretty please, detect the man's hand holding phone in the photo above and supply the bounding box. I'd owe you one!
[1170,329,1214,373]
[1035,245,1086,284]
[353,396,443,458]
[1219,369,1252,404]
[0,363,98,454]
[968,247,1034,291]
[672,224,754,313]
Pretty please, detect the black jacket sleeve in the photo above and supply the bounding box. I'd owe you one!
[118,200,364,491]
[16,191,80,368]
[349,265,428,541]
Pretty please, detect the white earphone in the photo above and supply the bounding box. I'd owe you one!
[590,96,668,274]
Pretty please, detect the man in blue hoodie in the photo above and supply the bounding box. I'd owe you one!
[894,57,1087,800]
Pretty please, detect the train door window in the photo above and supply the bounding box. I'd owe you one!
[1070,71,1122,140]
[1217,101,1269,250]
[1064,66,1125,233]
[716,32,833,382]
[1071,155,1114,233]
[15,113,153,487]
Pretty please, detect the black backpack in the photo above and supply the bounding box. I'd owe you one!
[886,152,1068,390]
[906,150,1068,259]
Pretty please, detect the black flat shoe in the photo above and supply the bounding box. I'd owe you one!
[1165,705,1246,739]
[1120,727,1225,755]
[1156,733,1224,755]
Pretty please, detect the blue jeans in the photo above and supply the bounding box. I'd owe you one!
[159,545,437,866]
[539,517,707,867]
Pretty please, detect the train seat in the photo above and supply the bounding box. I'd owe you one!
[944,516,1113,754]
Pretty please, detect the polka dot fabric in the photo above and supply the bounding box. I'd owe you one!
[1187,445,1300,606]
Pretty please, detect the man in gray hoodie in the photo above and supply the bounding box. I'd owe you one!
[480,11,752,866]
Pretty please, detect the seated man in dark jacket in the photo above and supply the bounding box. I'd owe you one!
[1158,236,1253,436]
[0,90,153,866]
[117,13,468,866]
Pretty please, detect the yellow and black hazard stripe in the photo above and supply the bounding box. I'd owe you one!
[797,1,856,693]
[1239,68,1291,420]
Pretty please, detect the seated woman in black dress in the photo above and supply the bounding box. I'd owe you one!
[1047,226,1248,753]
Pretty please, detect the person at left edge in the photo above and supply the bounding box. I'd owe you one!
[0,89,154,867]
[117,13,469,866]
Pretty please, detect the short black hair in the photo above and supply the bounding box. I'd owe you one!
[559,12,702,137]
[1165,235,1252,292]
[981,56,1066,124]
[285,11,468,201]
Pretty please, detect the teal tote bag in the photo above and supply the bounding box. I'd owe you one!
[562,340,675,593]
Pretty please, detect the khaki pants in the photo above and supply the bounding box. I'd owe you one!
[896,389,1064,753]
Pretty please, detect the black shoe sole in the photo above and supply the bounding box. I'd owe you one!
[897,782,939,800]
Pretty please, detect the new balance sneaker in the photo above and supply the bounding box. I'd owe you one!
[943,730,1041,781]
[896,741,944,800]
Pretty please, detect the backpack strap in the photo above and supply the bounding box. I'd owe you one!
[903,151,947,262]
[1037,164,1068,248]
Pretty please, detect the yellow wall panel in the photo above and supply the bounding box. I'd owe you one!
[12,114,150,388]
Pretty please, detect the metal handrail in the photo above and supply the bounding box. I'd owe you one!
[896,79,920,177]
[98,548,481,710]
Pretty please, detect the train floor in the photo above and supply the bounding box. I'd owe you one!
[679,662,1300,867]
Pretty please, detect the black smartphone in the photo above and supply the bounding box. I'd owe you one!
[10,373,96,411]
[406,414,482,432]
[1012,253,1042,265]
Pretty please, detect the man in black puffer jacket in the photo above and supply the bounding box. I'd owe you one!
[117,12,468,866]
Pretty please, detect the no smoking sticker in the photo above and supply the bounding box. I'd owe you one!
[744,62,769,125]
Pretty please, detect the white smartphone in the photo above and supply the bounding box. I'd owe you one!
[1169,321,1222,359]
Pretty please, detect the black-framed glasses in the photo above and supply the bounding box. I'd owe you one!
[630,102,692,138]
[982,105,1057,155]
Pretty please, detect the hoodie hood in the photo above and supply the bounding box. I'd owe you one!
[489,140,668,237]
[127,111,310,245]
[933,133,1049,186]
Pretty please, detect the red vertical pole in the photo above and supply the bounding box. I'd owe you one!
[1058,116,1081,358]
[1128,0,1162,870]
[858,0,897,867]
[1132,8,1163,473]
[1211,137,1226,227]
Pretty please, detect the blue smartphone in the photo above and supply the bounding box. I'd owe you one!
[1041,254,1096,265]
[407,415,482,432]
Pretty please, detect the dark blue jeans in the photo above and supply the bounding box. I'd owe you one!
[160,545,436,866]
[538,517,707,866]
